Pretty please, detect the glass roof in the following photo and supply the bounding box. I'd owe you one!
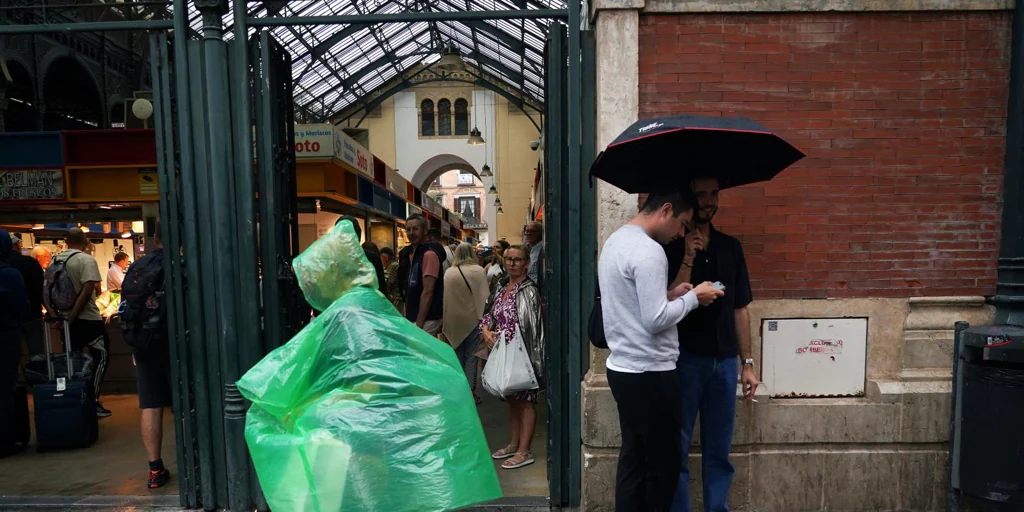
[185,0,563,120]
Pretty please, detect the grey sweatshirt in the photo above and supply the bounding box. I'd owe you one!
[598,224,698,373]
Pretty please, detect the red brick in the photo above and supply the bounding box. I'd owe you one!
[639,11,1009,299]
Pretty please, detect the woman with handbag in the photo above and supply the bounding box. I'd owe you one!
[480,245,545,470]
[442,243,491,404]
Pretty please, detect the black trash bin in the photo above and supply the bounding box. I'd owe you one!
[955,325,1024,509]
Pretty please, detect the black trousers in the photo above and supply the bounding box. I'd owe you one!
[607,368,683,512]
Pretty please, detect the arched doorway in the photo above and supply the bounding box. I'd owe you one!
[412,153,493,243]
[2,60,37,132]
[42,56,102,130]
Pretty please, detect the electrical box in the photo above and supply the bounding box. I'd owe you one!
[761,318,868,398]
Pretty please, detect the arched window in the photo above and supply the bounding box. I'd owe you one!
[437,98,452,136]
[421,99,435,136]
[454,98,469,135]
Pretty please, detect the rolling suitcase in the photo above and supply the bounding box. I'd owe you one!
[33,318,99,452]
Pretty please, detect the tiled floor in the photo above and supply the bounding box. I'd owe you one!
[476,390,550,498]
[0,393,178,497]
[0,389,549,504]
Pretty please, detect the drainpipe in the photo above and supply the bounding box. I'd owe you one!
[995,4,1024,327]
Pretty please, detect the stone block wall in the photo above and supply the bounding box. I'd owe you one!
[582,297,993,511]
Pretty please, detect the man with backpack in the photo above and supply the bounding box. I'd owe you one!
[119,224,171,489]
[46,228,111,418]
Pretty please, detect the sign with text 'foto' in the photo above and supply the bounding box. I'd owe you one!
[294,124,333,159]
[333,129,373,178]
[0,169,65,201]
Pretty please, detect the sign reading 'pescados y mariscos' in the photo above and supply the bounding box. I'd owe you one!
[0,169,65,201]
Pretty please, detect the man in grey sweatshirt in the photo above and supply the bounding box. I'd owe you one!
[598,188,723,512]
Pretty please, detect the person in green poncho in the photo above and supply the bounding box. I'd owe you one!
[237,221,501,512]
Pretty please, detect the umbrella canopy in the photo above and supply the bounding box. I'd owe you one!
[589,115,805,193]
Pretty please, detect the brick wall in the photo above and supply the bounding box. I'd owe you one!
[638,12,1011,299]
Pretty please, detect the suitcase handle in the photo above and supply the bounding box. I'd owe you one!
[43,316,74,382]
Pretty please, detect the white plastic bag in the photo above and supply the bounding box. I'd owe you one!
[481,329,539,397]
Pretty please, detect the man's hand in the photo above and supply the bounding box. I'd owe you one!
[683,230,704,264]
[693,281,725,306]
[668,282,693,301]
[741,365,759,401]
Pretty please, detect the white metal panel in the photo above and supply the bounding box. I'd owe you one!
[762,318,868,398]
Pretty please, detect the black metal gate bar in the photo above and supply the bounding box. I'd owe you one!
[0,19,174,35]
[186,38,231,509]
[246,9,567,27]
[543,22,567,506]
[565,0,584,503]
[170,0,216,506]
[149,30,200,509]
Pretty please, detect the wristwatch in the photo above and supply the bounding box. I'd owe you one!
[743,358,755,367]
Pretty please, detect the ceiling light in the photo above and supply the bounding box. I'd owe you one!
[435,42,466,72]
[32,224,44,230]
[496,205,504,214]
[121,231,133,239]
[467,127,485,145]
[488,184,498,195]
[480,164,492,177]
[494,197,502,207]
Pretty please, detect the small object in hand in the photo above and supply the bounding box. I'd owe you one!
[712,281,725,291]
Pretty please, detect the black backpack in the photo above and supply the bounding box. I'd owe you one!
[118,250,165,350]
[587,280,607,349]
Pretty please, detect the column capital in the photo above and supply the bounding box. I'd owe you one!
[193,0,228,13]
[590,0,645,22]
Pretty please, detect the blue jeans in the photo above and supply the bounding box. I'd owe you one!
[671,349,738,512]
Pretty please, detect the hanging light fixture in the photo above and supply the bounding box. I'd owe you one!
[435,41,466,72]
[494,196,502,207]
[467,91,486,145]
[497,205,504,214]
[488,184,498,195]
[467,127,485,145]
[480,163,492,177]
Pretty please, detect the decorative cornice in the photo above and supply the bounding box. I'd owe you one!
[592,0,1013,14]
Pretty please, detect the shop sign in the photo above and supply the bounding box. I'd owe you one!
[333,129,373,178]
[0,169,65,201]
[432,203,444,218]
[294,124,333,159]
[421,193,435,211]
[386,166,407,199]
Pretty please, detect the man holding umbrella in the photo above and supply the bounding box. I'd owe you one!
[667,176,758,512]
[593,114,804,512]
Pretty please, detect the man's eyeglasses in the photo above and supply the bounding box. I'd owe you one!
[506,257,526,265]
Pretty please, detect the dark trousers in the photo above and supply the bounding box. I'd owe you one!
[1,334,20,449]
[607,368,683,512]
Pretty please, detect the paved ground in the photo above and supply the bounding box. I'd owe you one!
[0,389,548,506]
[0,393,178,496]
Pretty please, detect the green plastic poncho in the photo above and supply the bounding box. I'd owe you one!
[237,222,502,512]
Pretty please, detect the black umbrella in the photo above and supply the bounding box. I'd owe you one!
[589,114,805,193]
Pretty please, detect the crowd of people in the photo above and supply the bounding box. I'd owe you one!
[345,215,548,471]
[1,226,173,489]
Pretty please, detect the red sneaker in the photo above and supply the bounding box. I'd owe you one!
[148,468,171,489]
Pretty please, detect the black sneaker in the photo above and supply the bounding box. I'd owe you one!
[96,403,112,418]
[148,468,171,489]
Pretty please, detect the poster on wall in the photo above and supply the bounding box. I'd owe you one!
[0,169,65,201]
[294,124,334,159]
[333,128,373,177]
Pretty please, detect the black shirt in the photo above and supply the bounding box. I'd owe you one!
[5,253,43,319]
[663,224,753,359]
